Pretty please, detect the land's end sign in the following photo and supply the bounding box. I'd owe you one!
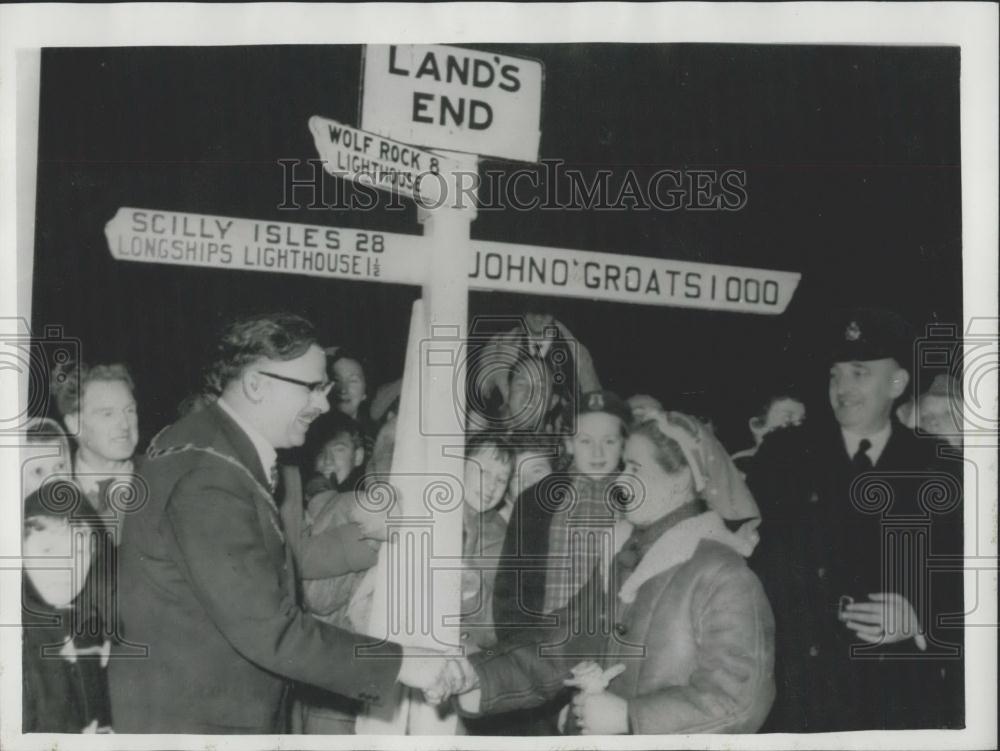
[360,45,543,163]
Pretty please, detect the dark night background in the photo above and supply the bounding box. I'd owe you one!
[30,44,962,450]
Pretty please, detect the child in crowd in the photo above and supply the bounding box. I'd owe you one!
[494,390,630,641]
[22,419,112,733]
[897,373,963,449]
[294,483,386,734]
[731,391,806,476]
[22,417,71,499]
[456,433,515,737]
[468,353,564,436]
[501,436,558,523]
[460,433,515,652]
[626,394,663,425]
[301,412,368,501]
[294,413,393,734]
[327,348,378,456]
[546,391,630,612]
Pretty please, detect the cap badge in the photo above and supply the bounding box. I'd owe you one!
[588,392,605,411]
[845,321,862,341]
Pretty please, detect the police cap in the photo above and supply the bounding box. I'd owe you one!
[828,307,913,369]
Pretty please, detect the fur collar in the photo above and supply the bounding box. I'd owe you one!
[617,510,756,604]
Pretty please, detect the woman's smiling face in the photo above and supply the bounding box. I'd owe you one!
[618,433,695,527]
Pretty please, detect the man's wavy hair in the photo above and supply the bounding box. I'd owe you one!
[50,361,135,418]
[204,313,318,394]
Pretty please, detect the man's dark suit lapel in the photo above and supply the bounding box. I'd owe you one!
[206,403,271,490]
[196,404,288,564]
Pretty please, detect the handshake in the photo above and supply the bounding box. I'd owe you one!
[397,646,481,709]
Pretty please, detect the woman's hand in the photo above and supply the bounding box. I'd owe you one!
[571,690,629,734]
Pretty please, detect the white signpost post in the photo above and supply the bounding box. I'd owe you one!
[102,44,803,736]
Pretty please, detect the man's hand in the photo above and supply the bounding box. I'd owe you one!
[423,656,479,706]
[571,690,629,734]
[840,592,926,649]
[396,645,449,692]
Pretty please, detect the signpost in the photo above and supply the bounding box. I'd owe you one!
[309,115,459,203]
[106,207,802,315]
[104,207,426,285]
[103,43,804,736]
[360,44,544,162]
[469,239,800,314]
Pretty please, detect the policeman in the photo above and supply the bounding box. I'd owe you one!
[747,307,963,732]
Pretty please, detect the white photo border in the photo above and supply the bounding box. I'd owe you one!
[1,3,996,750]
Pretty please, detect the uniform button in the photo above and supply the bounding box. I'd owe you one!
[486,649,495,656]
[809,492,819,503]
[817,567,826,579]
[809,646,820,657]
[461,631,470,641]
[614,623,628,636]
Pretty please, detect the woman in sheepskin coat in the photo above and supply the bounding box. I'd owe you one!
[450,412,776,735]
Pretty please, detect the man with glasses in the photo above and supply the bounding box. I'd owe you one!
[110,312,444,733]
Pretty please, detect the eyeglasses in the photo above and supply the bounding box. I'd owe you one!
[257,371,333,395]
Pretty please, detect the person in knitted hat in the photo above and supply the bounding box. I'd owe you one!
[426,410,775,735]
[644,410,761,539]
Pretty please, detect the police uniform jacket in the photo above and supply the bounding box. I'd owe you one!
[747,419,964,731]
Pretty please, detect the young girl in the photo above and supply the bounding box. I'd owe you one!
[447,411,774,734]
[22,419,112,733]
[493,390,630,643]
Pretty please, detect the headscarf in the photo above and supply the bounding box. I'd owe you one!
[644,410,760,522]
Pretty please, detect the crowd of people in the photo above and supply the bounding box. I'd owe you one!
[20,307,965,735]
